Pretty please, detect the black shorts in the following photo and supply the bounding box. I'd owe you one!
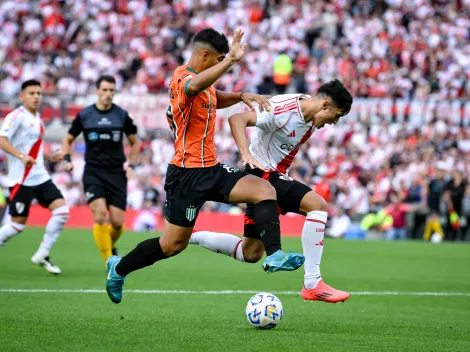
[82,165,127,210]
[244,167,312,239]
[9,180,63,217]
[164,163,248,227]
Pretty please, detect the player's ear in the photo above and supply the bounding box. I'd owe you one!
[322,100,330,110]
[202,50,209,61]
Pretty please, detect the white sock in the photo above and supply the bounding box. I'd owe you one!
[189,231,245,262]
[0,222,25,244]
[302,211,328,289]
[37,206,69,256]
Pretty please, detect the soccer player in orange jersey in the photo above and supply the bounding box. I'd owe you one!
[105,28,305,304]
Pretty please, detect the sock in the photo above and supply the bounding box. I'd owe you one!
[115,237,167,276]
[254,200,281,256]
[190,231,245,262]
[93,224,112,262]
[37,206,69,256]
[0,222,25,244]
[108,224,124,248]
[302,210,327,289]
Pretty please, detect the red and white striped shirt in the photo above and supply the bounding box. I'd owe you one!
[250,94,314,174]
[0,106,50,187]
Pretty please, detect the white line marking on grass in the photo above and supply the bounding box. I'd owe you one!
[0,289,469,297]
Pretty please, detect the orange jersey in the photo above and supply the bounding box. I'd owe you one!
[168,65,218,168]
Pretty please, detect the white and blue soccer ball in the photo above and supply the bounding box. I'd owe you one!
[246,292,283,329]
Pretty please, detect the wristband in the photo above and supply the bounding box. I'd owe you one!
[240,92,245,100]
[64,154,71,163]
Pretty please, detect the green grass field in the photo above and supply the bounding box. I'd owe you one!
[1,228,470,352]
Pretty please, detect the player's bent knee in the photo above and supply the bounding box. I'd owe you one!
[160,237,189,257]
[302,192,328,213]
[110,219,124,230]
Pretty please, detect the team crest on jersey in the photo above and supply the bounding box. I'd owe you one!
[15,202,25,214]
[112,131,121,142]
[186,206,196,222]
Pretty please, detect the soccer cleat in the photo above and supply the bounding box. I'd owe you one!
[301,280,350,303]
[106,255,125,304]
[262,249,305,273]
[31,252,62,275]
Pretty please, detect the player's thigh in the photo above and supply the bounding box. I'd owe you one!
[104,171,127,213]
[226,173,276,204]
[159,219,194,257]
[34,180,66,211]
[163,165,207,228]
[108,205,125,228]
[270,174,317,215]
[8,184,35,220]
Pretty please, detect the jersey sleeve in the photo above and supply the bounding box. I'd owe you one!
[174,73,197,105]
[255,106,291,132]
[68,114,83,137]
[0,111,23,140]
[124,113,138,135]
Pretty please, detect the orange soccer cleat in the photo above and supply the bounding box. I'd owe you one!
[301,280,350,303]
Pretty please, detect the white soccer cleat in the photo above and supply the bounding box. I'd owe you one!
[31,252,62,275]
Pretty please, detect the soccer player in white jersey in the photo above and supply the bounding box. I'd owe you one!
[190,80,353,302]
[0,80,69,274]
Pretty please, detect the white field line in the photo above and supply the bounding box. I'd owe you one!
[0,289,469,297]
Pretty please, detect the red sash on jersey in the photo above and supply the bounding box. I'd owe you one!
[9,123,44,200]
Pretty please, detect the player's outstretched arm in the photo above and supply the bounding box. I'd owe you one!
[186,29,247,96]
[228,111,264,169]
[216,91,271,111]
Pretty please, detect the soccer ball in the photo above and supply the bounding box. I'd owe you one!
[430,232,443,244]
[245,292,283,329]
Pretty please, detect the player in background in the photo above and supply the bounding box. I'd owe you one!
[105,28,305,304]
[62,75,140,264]
[190,80,353,302]
[0,80,69,274]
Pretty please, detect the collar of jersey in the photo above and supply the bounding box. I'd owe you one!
[186,66,198,74]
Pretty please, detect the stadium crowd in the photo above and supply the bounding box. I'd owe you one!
[0,0,469,241]
[0,0,469,99]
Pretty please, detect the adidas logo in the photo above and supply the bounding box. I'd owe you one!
[315,240,324,246]
[287,130,296,138]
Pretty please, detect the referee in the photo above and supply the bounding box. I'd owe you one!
[62,75,140,263]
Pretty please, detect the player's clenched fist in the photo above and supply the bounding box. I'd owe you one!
[20,154,36,168]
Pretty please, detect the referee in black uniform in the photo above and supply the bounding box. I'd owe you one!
[62,75,140,263]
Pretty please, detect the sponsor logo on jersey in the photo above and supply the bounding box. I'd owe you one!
[88,132,99,142]
[280,144,299,151]
[112,131,121,142]
[15,202,25,214]
[100,134,111,140]
[186,206,197,222]
[98,117,112,125]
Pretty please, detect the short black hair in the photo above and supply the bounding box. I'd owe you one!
[21,79,41,91]
[96,75,116,88]
[316,79,353,116]
[193,28,229,54]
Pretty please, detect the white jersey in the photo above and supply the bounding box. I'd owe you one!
[0,106,50,187]
[250,94,314,174]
